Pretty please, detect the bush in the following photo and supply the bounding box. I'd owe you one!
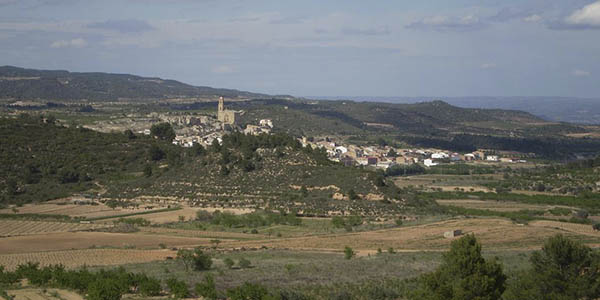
[193,248,213,271]
[138,276,161,297]
[227,282,270,300]
[344,246,355,260]
[87,278,123,300]
[166,278,189,299]
[224,257,235,269]
[239,258,252,269]
[195,274,218,300]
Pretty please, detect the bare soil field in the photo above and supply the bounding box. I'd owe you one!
[219,218,600,252]
[0,232,210,254]
[0,220,111,237]
[96,206,254,224]
[0,249,176,271]
[6,288,84,300]
[436,199,571,212]
[0,202,167,219]
[139,226,267,240]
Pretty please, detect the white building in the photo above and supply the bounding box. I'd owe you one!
[486,155,499,162]
[424,159,438,167]
[431,152,449,159]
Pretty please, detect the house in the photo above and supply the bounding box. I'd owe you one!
[486,155,499,162]
[464,153,476,161]
[500,157,513,163]
[367,157,378,165]
[431,152,449,159]
[424,159,438,167]
[340,156,356,167]
[259,119,273,128]
[444,229,462,239]
[335,146,348,154]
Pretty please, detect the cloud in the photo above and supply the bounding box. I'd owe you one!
[572,69,591,77]
[341,26,390,36]
[523,14,542,23]
[211,65,235,74]
[406,15,487,32]
[549,1,600,30]
[480,63,497,69]
[489,7,533,23]
[87,19,155,33]
[50,38,87,48]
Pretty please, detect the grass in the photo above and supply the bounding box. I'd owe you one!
[111,247,535,292]
[85,207,182,221]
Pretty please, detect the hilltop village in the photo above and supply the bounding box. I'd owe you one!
[148,97,531,171]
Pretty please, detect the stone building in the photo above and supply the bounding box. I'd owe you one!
[217,96,239,125]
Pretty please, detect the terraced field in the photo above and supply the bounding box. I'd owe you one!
[0,220,111,237]
[0,248,176,271]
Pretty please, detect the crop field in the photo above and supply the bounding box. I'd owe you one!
[0,202,169,220]
[435,199,569,212]
[0,220,111,237]
[0,249,176,271]
[0,232,211,254]
[217,218,600,252]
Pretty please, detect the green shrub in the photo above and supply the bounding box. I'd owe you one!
[344,246,355,260]
[87,278,124,300]
[166,278,189,299]
[195,274,218,300]
[224,258,235,269]
[239,258,252,269]
[227,282,270,300]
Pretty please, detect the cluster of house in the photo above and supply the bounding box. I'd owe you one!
[140,97,274,148]
[300,138,527,170]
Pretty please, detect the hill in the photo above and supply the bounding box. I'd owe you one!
[0,66,267,101]
[0,116,411,216]
[317,96,600,124]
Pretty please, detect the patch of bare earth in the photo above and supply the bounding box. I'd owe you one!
[0,232,210,254]
[0,249,176,271]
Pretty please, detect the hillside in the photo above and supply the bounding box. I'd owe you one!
[0,116,409,216]
[0,66,267,101]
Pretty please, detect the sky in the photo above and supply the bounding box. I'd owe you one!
[0,0,599,98]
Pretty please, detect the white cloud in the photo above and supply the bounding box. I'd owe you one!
[572,69,591,77]
[566,1,600,26]
[480,63,497,69]
[406,14,487,31]
[50,38,87,48]
[211,65,235,74]
[523,14,542,23]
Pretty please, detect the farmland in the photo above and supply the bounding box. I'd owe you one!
[0,220,110,237]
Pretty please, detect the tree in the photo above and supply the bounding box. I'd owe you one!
[347,189,359,200]
[224,257,235,269]
[150,123,175,141]
[124,129,136,140]
[166,278,189,299]
[192,143,206,156]
[149,145,165,161]
[87,278,123,300]
[193,248,213,271]
[344,246,355,260]
[504,234,600,300]
[195,274,218,300]
[412,234,506,300]
[176,249,194,271]
[143,164,152,177]
[387,148,398,158]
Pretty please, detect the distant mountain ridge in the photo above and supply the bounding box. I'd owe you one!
[0,66,268,101]
[313,96,600,124]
